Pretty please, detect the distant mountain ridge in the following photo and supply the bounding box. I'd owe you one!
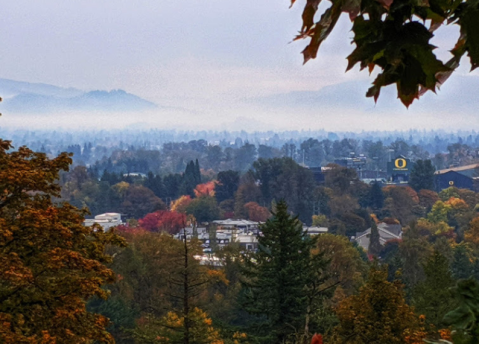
[250,75,479,115]
[0,78,157,113]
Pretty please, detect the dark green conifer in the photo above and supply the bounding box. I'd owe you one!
[412,250,456,328]
[368,220,382,257]
[409,159,435,191]
[368,181,384,209]
[179,160,198,197]
[452,243,474,280]
[194,159,201,184]
[240,200,327,343]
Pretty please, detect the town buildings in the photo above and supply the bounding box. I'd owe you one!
[435,164,478,191]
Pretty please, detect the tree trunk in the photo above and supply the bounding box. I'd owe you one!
[183,235,190,344]
[303,302,311,344]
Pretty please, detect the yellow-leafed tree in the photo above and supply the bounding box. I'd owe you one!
[329,266,421,344]
[134,308,224,344]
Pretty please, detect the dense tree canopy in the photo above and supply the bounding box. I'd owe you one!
[330,266,420,344]
[215,170,239,204]
[252,157,316,223]
[0,140,125,343]
[292,0,479,106]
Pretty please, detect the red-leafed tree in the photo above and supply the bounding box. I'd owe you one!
[311,333,323,344]
[139,210,186,234]
[244,201,271,222]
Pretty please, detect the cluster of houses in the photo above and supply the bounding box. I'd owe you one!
[174,219,261,252]
[84,213,403,261]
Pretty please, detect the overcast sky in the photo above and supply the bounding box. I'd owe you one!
[1,0,478,131]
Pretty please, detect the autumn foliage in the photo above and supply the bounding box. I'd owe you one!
[243,201,270,222]
[134,308,224,344]
[170,195,193,213]
[0,140,125,343]
[311,333,323,344]
[194,180,216,198]
[330,267,421,344]
[465,217,479,250]
[138,210,186,234]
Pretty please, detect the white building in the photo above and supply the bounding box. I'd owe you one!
[303,226,328,236]
[354,222,402,252]
[84,213,124,231]
[235,232,259,251]
[212,219,259,232]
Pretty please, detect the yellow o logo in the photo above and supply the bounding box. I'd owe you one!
[395,158,407,169]
[449,181,454,186]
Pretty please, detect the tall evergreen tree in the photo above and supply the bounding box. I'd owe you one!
[240,200,327,343]
[368,220,382,257]
[180,161,198,197]
[144,171,165,198]
[412,250,456,328]
[100,169,112,185]
[409,159,435,191]
[444,278,479,344]
[452,243,475,280]
[368,181,384,210]
[164,173,182,199]
[194,159,201,185]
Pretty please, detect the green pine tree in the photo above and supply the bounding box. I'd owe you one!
[452,243,475,280]
[444,278,479,344]
[368,182,384,210]
[368,221,382,257]
[409,159,435,192]
[240,200,328,343]
[194,159,201,185]
[411,250,456,328]
[179,161,198,197]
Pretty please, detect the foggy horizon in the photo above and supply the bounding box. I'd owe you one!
[1,1,478,131]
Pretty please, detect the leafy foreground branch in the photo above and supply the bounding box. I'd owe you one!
[291,0,479,107]
[0,139,126,343]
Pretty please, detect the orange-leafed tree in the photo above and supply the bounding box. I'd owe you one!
[171,195,193,214]
[0,139,125,343]
[194,181,216,198]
